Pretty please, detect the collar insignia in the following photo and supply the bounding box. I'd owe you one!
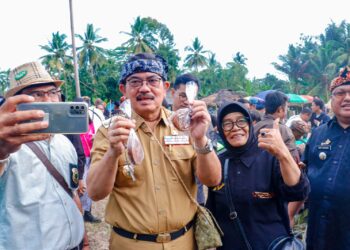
[213,183,225,191]
[321,139,331,145]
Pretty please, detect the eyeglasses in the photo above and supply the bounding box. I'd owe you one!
[26,88,61,99]
[126,77,162,88]
[222,118,249,131]
[332,90,350,99]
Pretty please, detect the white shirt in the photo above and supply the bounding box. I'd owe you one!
[88,106,105,131]
[286,115,302,127]
[0,135,84,250]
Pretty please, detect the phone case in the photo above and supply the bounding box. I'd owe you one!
[17,102,89,134]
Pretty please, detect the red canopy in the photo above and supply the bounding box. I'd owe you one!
[300,95,313,103]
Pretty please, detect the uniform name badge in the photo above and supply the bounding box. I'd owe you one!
[164,135,190,145]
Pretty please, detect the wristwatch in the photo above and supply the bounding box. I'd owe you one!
[194,139,214,154]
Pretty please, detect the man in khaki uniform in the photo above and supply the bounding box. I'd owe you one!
[87,53,221,250]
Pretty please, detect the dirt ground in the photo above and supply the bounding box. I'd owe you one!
[85,197,110,250]
[84,187,209,249]
[83,189,307,249]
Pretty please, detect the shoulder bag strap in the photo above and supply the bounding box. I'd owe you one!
[146,130,198,206]
[145,126,223,229]
[224,159,252,250]
[139,123,224,234]
[26,142,73,198]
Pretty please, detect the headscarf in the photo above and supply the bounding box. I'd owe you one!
[119,54,168,83]
[217,101,257,158]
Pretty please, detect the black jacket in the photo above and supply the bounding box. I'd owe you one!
[206,102,310,250]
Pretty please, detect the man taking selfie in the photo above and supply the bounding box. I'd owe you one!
[87,53,221,249]
[0,62,84,250]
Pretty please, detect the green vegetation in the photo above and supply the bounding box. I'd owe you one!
[1,18,350,102]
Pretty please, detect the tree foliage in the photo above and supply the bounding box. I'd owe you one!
[0,69,9,95]
[184,37,209,72]
[273,21,350,100]
[19,18,350,103]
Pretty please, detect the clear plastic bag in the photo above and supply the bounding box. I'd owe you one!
[170,81,198,131]
[119,99,144,180]
[127,129,144,165]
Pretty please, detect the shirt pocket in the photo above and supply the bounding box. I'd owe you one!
[310,145,333,169]
[251,193,280,223]
[167,145,195,182]
[115,154,145,187]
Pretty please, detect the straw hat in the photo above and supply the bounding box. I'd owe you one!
[5,61,63,98]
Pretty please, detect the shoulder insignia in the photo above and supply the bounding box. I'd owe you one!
[213,183,225,191]
[69,163,79,188]
[72,168,79,184]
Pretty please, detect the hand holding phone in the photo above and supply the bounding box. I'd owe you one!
[17,102,89,134]
[0,95,50,158]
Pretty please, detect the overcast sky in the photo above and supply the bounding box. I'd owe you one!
[0,0,349,79]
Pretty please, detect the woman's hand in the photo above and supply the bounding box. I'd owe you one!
[189,100,211,143]
[258,118,289,159]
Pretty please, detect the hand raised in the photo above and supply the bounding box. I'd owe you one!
[189,100,211,141]
[107,116,135,156]
[258,118,288,158]
[0,95,50,159]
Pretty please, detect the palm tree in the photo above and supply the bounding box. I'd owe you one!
[207,52,221,71]
[184,37,209,72]
[272,44,310,94]
[197,52,221,97]
[76,24,108,83]
[233,52,247,65]
[40,32,72,76]
[307,45,338,99]
[120,16,157,54]
[157,43,180,82]
[40,32,72,97]
[333,22,350,67]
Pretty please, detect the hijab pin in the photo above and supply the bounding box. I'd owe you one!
[319,152,327,160]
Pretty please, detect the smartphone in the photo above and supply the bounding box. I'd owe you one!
[17,102,89,134]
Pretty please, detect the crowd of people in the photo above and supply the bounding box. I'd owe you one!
[0,54,349,250]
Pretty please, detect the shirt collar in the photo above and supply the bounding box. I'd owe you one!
[327,117,337,128]
[263,114,275,120]
[226,143,259,169]
[328,116,350,130]
[132,107,171,131]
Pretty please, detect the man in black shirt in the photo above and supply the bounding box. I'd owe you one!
[310,98,330,129]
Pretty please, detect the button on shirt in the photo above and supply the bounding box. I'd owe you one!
[303,118,350,249]
[90,107,197,235]
[0,135,84,250]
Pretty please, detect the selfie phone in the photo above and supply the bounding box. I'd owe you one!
[17,102,89,134]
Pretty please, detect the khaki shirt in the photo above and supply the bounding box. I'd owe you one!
[90,107,198,234]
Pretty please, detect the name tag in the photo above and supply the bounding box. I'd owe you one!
[252,192,275,199]
[317,145,331,150]
[164,135,190,145]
